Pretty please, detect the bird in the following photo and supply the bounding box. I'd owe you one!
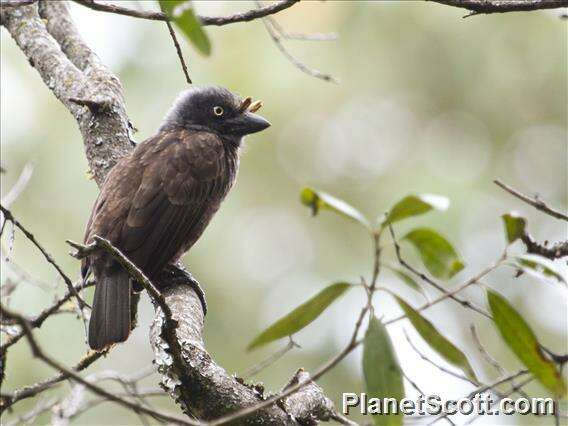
[82,86,270,350]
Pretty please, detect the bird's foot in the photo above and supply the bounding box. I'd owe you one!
[156,264,207,316]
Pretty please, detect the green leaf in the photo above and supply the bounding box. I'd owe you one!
[501,212,527,244]
[247,282,352,351]
[363,317,404,426]
[396,297,477,382]
[159,1,211,56]
[487,290,566,397]
[382,194,449,226]
[402,228,465,280]
[300,188,370,229]
[511,255,566,284]
[385,265,423,294]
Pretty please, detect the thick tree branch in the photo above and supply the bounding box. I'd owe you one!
[429,0,568,15]
[1,2,340,424]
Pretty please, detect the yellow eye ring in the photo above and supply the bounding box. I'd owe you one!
[213,106,224,116]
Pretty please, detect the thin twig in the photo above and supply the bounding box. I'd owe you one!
[53,367,157,423]
[3,397,59,426]
[64,389,167,421]
[264,14,337,41]
[165,20,192,84]
[0,162,34,208]
[257,3,339,83]
[494,179,568,222]
[0,348,106,411]
[70,0,299,26]
[470,325,506,375]
[242,337,300,378]
[67,236,172,320]
[404,329,478,386]
[0,280,94,352]
[0,205,88,310]
[401,371,457,426]
[428,370,530,425]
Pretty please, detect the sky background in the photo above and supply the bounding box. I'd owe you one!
[1,1,567,424]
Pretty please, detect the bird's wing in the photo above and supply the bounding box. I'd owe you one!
[82,153,141,277]
[116,129,231,276]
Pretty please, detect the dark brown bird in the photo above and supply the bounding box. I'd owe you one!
[82,86,270,350]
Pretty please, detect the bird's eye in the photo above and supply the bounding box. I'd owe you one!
[213,106,224,116]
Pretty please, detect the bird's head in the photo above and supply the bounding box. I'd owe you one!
[160,86,270,142]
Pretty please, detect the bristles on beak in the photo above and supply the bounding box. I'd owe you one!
[239,97,253,113]
[248,100,263,113]
[239,97,263,114]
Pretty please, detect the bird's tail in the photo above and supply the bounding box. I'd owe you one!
[88,268,131,350]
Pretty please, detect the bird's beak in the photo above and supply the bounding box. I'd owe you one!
[230,97,270,135]
[238,112,271,135]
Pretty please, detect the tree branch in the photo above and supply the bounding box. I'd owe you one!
[0,349,106,411]
[0,280,94,352]
[69,0,299,26]
[429,0,568,16]
[0,205,87,310]
[521,234,568,260]
[495,179,568,221]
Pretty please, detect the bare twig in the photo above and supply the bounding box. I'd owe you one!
[401,371,457,426]
[0,280,94,352]
[495,179,568,222]
[68,236,173,320]
[0,348,106,411]
[61,388,167,422]
[52,367,157,423]
[258,6,339,83]
[0,162,34,208]
[470,325,506,375]
[3,397,59,426]
[165,21,192,84]
[428,370,530,425]
[242,336,300,378]
[0,205,88,310]
[404,329,478,386]
[263,13,337,41]
[70,0,299,26]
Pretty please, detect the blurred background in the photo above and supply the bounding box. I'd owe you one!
[1,1,566,424]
